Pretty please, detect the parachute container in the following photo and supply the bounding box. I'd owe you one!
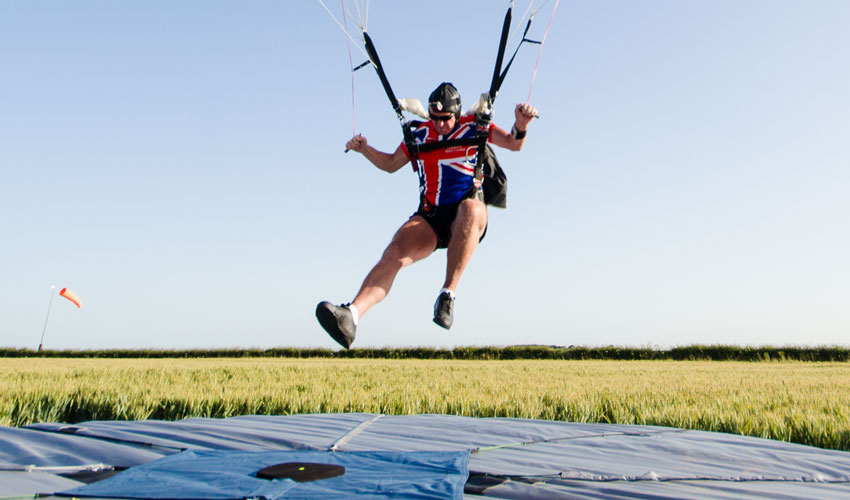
[59,288,82,309]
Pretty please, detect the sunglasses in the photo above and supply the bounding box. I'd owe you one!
[429,113,455,123]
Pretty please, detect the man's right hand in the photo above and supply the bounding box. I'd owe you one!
[346,134,367,153]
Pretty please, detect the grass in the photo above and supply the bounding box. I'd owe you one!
[3,358,850,451]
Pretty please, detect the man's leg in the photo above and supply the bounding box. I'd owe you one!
[433,198,487,330]
[351,215,437,318]
[443,197,488,293]
[318,216,436,349]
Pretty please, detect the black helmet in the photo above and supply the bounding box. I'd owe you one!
[428,82,461,116]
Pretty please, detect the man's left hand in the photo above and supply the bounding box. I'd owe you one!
[514,103,538,130]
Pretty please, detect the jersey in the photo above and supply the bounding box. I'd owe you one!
[400,114,494,207]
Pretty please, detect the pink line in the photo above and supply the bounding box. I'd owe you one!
[527,0,561,104]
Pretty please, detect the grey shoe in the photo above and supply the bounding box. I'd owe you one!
[316,301,356,349]
[433,292,454,330]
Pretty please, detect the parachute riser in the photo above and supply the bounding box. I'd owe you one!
[487,5,513,103]
[361,31,420,166]
[499,20,540,85]
[489,9,541,107]
[363,32,403,119]
[474,3,516,180]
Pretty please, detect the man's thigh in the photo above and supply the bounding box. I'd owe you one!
[388,215,439,263]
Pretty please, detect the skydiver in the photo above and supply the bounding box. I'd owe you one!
[317,82,537,349]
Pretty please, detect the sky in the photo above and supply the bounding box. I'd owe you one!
[2,1,848,350]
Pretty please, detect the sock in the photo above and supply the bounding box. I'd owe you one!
[440,288,455,299]
[348,303,360,325]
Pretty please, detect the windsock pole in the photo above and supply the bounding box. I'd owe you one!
[38,285,56,352]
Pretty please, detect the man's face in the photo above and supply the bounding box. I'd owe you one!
[430,111,457,135]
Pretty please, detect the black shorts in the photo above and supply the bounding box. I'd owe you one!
[412,188,487,250]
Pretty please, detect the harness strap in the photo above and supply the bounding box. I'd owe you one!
[413,137,480,154]
[474,113,492,182]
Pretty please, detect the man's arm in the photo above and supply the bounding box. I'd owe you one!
[489,103,538,151]
[346,135,410,173]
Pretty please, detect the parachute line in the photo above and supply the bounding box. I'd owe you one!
[350,0,368,32]
[531,0,553,17]
[508,1,535,45]
[342,0,357,136]
[314,0,369,60]
[527,0,560,103]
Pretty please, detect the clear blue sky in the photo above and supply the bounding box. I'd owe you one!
[2,1,848,350]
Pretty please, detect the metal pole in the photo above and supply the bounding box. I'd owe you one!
[38,285,56,352]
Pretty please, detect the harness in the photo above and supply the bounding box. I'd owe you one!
[360,3,540,209]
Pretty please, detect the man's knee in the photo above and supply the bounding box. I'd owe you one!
[458,199,488,232]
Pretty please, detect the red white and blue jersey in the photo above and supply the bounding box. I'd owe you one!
[400,114,494,207]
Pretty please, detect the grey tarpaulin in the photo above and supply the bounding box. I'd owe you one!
[3,413,850,499]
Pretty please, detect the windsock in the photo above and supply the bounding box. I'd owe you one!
[59,288,82,309]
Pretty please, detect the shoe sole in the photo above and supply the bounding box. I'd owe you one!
[316,302,353,349]
[433,316,452,330]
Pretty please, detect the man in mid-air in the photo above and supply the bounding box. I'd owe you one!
[317,82,537,349]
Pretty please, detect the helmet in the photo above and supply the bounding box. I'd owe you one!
[428,82,461,116]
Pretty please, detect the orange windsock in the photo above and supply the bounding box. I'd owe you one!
[59,288,82,309]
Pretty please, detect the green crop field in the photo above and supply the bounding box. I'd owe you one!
[3,358,849,451]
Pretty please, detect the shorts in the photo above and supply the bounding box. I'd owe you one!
[412,187,487,250]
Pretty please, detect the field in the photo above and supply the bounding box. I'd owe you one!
[4,357,850,451]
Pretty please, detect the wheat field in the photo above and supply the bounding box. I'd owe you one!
[3,358,849,450]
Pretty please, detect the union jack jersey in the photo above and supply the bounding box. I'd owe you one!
[400,114,494,207]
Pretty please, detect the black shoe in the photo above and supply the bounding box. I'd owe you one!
[433,292,454,330]
[316,301,357,349]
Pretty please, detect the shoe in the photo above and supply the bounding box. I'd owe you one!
[433,292,454,330]
[316,301,357,349]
